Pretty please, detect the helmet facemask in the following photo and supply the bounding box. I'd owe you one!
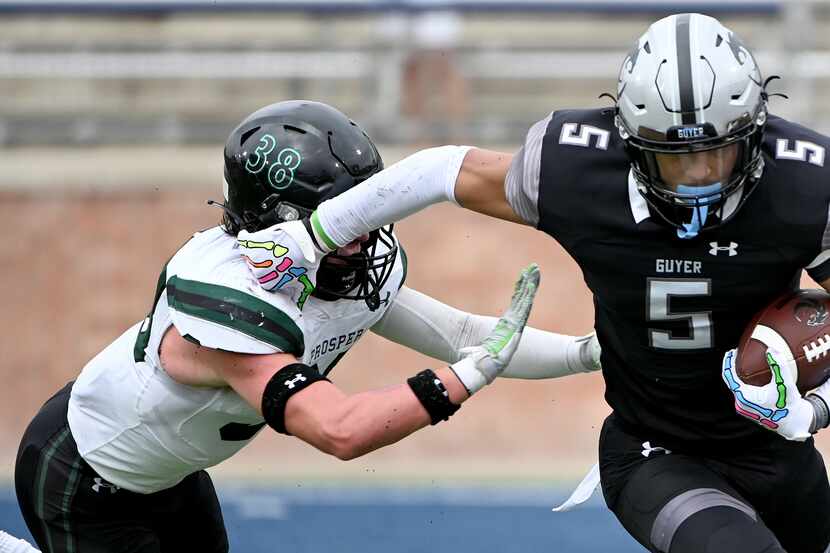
[622,110,766,238]
[314,226,398,311]
[614,13,772,239]
[214,189,399,311]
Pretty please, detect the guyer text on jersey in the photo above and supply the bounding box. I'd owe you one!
[655,259,703,274]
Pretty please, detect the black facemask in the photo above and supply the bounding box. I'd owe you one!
[312,226,398,311]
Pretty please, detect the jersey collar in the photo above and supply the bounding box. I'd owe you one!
[628,169,651,224]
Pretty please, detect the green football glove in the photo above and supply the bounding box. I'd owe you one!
[450,263,540,394]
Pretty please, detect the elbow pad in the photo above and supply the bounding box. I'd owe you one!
[262,363,328,435]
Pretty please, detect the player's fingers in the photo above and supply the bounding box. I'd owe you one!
[721,349,744,386]
[458,345,479,357]
[721,349,769,394]
[522,263,541,289]
[279,220,319,263]
[505,269,529,310]
[766,347,799,389]
[509,265,539,324]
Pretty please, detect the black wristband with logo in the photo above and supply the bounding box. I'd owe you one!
[407,369,461,425]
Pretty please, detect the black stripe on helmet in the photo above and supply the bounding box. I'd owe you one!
[675,13,697,125]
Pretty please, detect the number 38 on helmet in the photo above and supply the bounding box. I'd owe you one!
[215,100,398,310]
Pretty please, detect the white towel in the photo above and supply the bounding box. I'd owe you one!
[0,531,40,553]
[552,462,601,512]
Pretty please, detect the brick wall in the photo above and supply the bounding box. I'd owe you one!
[4,190,824,483]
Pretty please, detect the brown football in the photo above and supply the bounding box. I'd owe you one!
[736,289,830,394]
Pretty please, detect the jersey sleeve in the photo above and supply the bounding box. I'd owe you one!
[762,117,830,284]
[504,113,553,227]
[165,274,305,356]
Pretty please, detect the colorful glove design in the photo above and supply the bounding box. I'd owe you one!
[721,347,814,441]
[237,220,322,310]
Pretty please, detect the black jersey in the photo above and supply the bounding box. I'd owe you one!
[506,107,830,449]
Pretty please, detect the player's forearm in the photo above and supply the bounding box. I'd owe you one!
[501,327,600,379]
[372,287,599,378]
[310,146,471,250]
[285,368,467,460]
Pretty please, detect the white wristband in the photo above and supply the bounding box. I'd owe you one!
[449,356,487,396]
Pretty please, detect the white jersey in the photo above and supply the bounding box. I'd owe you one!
[67,226,406,494]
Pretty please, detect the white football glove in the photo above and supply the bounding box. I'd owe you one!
[450,263,540,395]
[721,347,815,441]
[237,220,324,310]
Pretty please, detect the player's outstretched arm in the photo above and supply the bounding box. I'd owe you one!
[160,264,539,460]
[371,286,600,378]
[305,146,526,256]
[236,147,527,294]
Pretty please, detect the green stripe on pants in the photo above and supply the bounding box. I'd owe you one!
[34,426,71,553]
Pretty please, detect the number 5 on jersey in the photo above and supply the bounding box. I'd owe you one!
[647,278,713,350]
[559,123,610,150]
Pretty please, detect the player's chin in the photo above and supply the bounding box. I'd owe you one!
[326,252,361,265]
[334,245,363,258]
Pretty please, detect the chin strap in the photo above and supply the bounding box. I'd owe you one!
[206,199,246,230]
[675,182,722,239]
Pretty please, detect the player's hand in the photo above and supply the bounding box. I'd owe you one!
[721,347,814,441]
[237,220,323,310]
[450,263,540,395]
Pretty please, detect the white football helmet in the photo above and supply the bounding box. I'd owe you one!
[615,13,769,238]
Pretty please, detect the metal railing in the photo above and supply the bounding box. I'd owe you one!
[0,0,782,14]
[0,1,822,146]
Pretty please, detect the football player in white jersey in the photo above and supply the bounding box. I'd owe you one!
[14,100,600,553]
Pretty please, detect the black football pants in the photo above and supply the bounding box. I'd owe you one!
[599,413,830,553]
[15,382,229,553]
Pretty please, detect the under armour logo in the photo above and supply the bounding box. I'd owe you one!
[285,374,307,389]
[433,378,449,398]
[709,241,738,256]
[91,477,120,494]
[641,441,672,458]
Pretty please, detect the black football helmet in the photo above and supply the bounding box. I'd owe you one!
[216,100,397,310]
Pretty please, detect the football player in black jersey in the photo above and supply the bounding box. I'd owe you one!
[270,12,830,553]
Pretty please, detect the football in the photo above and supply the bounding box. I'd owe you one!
[736,289,830,393]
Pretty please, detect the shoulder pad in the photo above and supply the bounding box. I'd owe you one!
[765,115,830,170]
[166,275,305,355]
[547,108,619,151]
[166,237,306,356]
